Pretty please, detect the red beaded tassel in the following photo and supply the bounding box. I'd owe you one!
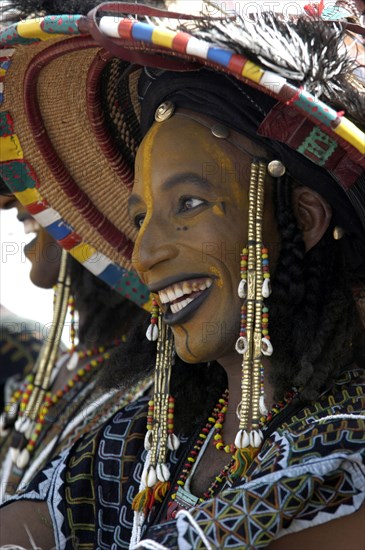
[260,246,272,416]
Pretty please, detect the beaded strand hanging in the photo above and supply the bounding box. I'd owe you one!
[5,249,71,469]
[133,312,178,514]
[232,159,273,478]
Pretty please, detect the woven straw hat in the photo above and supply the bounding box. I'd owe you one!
[0,1,364,300]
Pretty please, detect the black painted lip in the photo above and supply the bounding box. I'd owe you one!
[163,284,213,326]
[148,273,214,293]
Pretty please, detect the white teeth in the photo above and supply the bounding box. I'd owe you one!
[158,284,184,304]
[182,282,192,295]
[158,278,213,313]
[23,219,41,235]
[170,296,194,314]
[174,286,184,299]
[159,290,170,304]
[166,287,176,302]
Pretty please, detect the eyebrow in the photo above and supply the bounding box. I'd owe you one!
[128,194,143,214]
[128,172,214,216]
[161,172,214,193]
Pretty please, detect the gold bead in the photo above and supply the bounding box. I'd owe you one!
[333,226,345,240]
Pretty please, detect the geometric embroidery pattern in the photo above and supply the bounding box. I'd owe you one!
[148,368,365,549]
[4,369,365,549]
[298,126,338,166]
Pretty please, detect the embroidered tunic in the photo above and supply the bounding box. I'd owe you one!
[0,347,152,502]
[3,368,365,549]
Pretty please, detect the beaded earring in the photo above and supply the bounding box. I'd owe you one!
[66,294,79,371]
[146,298,159,341]
[68,294,76,352]
[235,248,248,354]
[8,249,71,469]
[132,314,178,520]
[232,159,279,478]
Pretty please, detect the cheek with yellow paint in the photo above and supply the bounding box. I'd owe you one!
[200,139,245,204]
[212,203,225,216]
[209,266,223,288]
[132,124,162,265]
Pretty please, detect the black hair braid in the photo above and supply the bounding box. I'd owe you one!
[10,0,100,16]
[12,0,168,17]
[99,316,155,391]
[292,235,356,399]
[268,174,306,393]
[270,176,358,401]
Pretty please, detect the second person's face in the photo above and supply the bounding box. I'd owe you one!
[0,195,61,289]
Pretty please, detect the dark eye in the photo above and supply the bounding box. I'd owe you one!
[180,197,206,212]
[134,214,145,229]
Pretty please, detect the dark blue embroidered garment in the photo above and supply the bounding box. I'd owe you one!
[6,369,365,549]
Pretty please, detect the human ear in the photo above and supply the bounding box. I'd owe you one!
[292,187,332,251]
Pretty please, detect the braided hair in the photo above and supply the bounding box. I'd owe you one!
[269,174,363,401]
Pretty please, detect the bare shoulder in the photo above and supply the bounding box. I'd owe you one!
[268,505,365,550]
[0,500,55,548]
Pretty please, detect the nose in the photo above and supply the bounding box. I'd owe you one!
[132,215,178,275]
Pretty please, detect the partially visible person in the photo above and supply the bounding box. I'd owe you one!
[0,191,62,288]
[0,304,44,410]
[0,0,152,502]
[0,188,151,501]
[0,190,50,410]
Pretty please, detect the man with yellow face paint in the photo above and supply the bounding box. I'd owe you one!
[0,1,364,549]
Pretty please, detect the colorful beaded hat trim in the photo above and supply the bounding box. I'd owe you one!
[0,3,364,306]
[0,15,150,308]
[95,14,363,160]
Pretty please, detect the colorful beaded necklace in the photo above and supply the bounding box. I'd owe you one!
[2,337,125,471]
[166,387,297,519]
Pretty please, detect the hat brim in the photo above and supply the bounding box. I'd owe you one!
[0,17,150,308]
[1,7,364,296]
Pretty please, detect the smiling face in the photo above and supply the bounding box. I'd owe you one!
[130,114,279,363]
[0,195,61,289]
